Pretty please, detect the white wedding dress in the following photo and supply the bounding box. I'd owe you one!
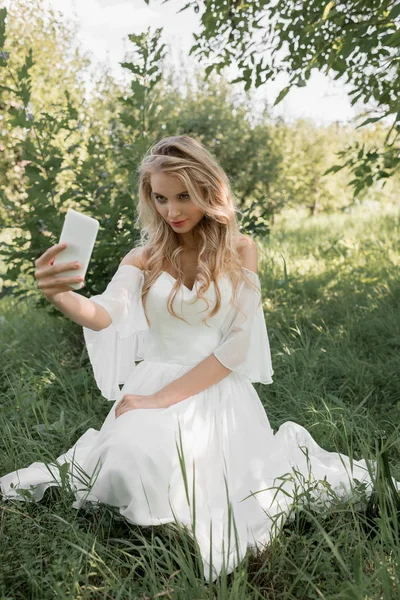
[0,264,385,581]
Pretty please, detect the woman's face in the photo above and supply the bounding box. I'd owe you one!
[151,172,205,235]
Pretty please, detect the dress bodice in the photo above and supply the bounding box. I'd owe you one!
[144,271,235,367]
[82,264,274,400]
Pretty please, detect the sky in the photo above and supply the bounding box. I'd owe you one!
[13,0,362,125]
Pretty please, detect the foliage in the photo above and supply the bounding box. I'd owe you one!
[160,0,400,195]
[0,3,168,307]
[0,1,276,304]
[267,118,354,216]
[1,1,399,308]
[0,0,91,223]
[153,64,279,233]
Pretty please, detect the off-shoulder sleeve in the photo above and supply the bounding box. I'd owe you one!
[82,264,149,401]
[212,267,274,384]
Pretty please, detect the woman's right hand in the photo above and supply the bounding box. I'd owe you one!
[34,242,84,302]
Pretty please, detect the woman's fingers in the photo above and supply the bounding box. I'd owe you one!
[33,242,86,300]
[115,397,127,418]
[35,242,68,268]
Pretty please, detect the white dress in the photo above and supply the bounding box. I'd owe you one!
[0,264,385,581]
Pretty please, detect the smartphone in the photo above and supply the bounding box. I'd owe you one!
[53,208,100,290]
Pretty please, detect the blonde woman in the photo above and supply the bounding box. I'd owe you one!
[1,135,377,581]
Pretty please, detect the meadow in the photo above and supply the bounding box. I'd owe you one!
[1,201,399,599]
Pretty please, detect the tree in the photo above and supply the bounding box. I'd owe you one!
[152,0,400,196]
[0,2,168,304]
[0,1,277,304]
[155,63,280,232]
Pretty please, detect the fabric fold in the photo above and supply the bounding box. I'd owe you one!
[83,264,149,401]
[213,267,274,384]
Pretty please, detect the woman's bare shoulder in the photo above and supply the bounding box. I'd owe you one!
[236,233,254,250]
[119,246,151,270]
[236,234,257,273]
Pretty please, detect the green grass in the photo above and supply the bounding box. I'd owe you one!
[1,202,399,598]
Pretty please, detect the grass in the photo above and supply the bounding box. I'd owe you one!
[0,201,399,598]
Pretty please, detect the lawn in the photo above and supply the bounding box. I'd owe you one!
[1,201,399,599]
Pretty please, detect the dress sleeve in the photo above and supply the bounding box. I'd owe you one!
[212,267,274,384]
[82,264,149,401]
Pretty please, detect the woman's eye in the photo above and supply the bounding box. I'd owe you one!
[155,194,190,202]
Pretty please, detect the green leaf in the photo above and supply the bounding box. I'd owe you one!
[274,85,291,106]
[323,164,344,175]
[389,3,400,19]
[58,462,70,489]
[230,76,245,84]
[0,7,7,49]
[205,64,214,78]
[355,116,382,128]
[0,84,16,93]
[383,31,400,47]
[9,107,32,129]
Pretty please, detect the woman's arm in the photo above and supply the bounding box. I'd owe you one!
[54,247,149,331]
[155,353,232,407]
[155,238,259,407]
[51,292,112,331]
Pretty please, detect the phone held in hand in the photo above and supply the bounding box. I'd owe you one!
[53,208,100,290]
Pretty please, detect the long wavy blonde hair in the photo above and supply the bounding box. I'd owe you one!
[133,135,261,327]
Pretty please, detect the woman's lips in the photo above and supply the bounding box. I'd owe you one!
[171,219,188,226]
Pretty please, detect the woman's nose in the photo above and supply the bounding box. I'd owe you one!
[168,209,183,218]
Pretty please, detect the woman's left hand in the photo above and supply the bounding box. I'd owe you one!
[115,393,167,419]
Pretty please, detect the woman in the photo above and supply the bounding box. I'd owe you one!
[0,135,378,581]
